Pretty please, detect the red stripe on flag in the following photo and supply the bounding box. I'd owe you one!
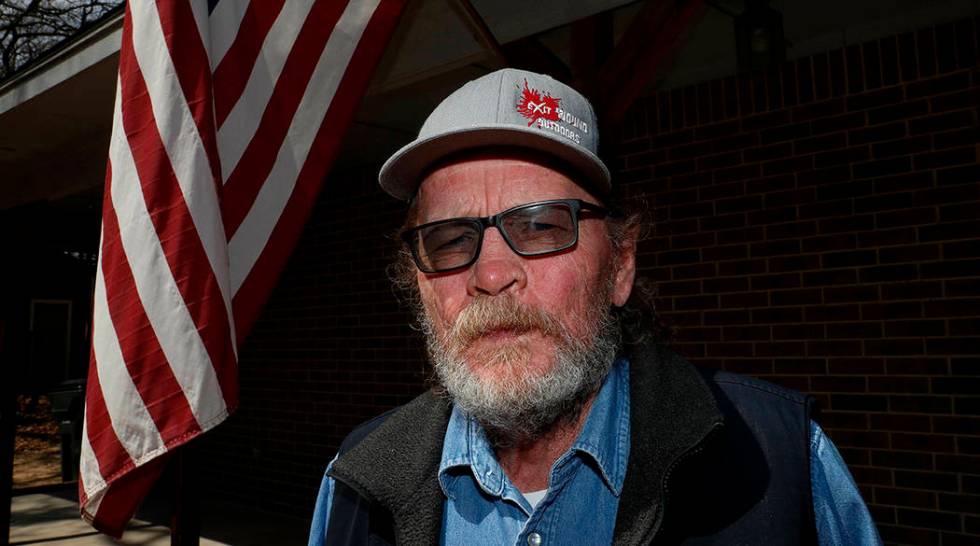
[99,174,202,444]
[154,0,224,185]
[83,341,133,485]
[118,17,239,411]
[233,0,406,341]
[220,0,350,239]
[85,455,169,538]
[78,476,88,507]
[213,0,287,127]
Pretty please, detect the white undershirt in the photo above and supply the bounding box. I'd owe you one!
[522,489,548,509]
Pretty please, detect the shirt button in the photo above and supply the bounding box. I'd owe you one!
[527,532,542,546]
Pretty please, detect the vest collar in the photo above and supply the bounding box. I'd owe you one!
[613,342,725,544]
[329,341,725,545]
[329,390,452,545]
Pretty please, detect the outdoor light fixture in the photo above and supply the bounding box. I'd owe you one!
[735,0,786,72]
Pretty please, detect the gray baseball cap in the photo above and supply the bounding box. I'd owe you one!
[379,68,610,201]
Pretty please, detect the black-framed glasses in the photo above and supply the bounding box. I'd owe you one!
[401,199,611,273]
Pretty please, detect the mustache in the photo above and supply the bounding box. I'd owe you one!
[445,295,565,345]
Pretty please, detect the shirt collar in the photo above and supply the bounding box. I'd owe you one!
[437,357,632,498]
[570,356,631,495]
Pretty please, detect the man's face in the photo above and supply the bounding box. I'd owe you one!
[412,153,636,442]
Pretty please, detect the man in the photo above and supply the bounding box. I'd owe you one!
[309,69,880,545]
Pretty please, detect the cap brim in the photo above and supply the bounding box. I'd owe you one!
[378,124,611,201]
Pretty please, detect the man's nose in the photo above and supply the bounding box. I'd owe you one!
[467,228,527,296]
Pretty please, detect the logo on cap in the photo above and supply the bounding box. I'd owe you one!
[516,79,560,127]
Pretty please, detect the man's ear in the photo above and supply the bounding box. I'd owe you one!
[611,225,640,307]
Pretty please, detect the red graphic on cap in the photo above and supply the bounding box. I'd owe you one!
[516,79,561,127]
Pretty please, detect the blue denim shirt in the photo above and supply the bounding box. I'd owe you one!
[309,358,882,545]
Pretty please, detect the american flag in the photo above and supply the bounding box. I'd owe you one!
[79,0,405,536]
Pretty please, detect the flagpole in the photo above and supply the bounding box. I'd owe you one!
[170,444,199,546]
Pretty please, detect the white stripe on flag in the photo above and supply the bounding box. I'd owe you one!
[109,85,228,426]
[128,0,237,353]
[79,407,108,497]
[188,0,212,67]
[216,0,316,178]
[92,260,165,464]
[81,472,105,521]
[229,0,380,293]
[208,0,251,69]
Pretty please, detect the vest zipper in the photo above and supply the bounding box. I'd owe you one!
[648,422,723,543]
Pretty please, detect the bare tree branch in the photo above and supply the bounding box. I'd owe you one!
[0,0,122,78]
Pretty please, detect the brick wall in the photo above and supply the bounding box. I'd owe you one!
[200,169,426,514]
[616,15,980,545]
[201,15,980,544]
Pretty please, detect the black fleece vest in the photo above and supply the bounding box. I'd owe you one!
[323,343,817,545]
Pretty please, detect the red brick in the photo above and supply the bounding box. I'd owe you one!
[806,304,862,322]
[930,87,980,113]
[874,136,932,158]
[722,358,774,375]
[772,323,826,340]
[722,325,770,341]
[702,244,749,262]
[897,507,962,531]
[941,532,980,546]
[853,156,913,179]
[876,487,938,508]
[913,147,978,170]
[868,376,930,393]
[850,121,907,144]
[895,470,959,491]
[820,410,869,430]
[768,254,820,273]
[934,416,980,434]
[855,192,916,215]
[752,306,805,324]
[943,280,980,298]
[936,454,980,473]
[873,450,935,471]
[827,321,882,339]
[919,220,980,242]
[934,127,980,150]
[812,111,866,134]
[812,375,867,392]
[864,339,925,356]
[909,110,976,135]
[917,28,938,77]
[906,71,972,98]
[720,292,768,308]
[885,358,948,375]
[772,356,826,373]
[698,180,746,201]
[804,268,858,286]
[879,243,941,263]
[828,357,886,375]
[881,281,943,300]
[834,392,884,413]
[794,132,847,154]
[871,172,934,194]
[883,319,947,337]
[890,395,953,414]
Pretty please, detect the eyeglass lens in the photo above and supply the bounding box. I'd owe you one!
[411,202,578,272]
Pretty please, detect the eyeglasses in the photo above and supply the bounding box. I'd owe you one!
[401,199,612,273]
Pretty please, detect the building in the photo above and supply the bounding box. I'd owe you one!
[2,1,978,543]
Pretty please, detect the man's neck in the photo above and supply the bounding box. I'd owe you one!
[494,393,597,492]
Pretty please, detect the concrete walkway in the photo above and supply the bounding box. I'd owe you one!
[9,491,309,545]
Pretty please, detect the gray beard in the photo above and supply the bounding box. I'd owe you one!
[420,295,622,448]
